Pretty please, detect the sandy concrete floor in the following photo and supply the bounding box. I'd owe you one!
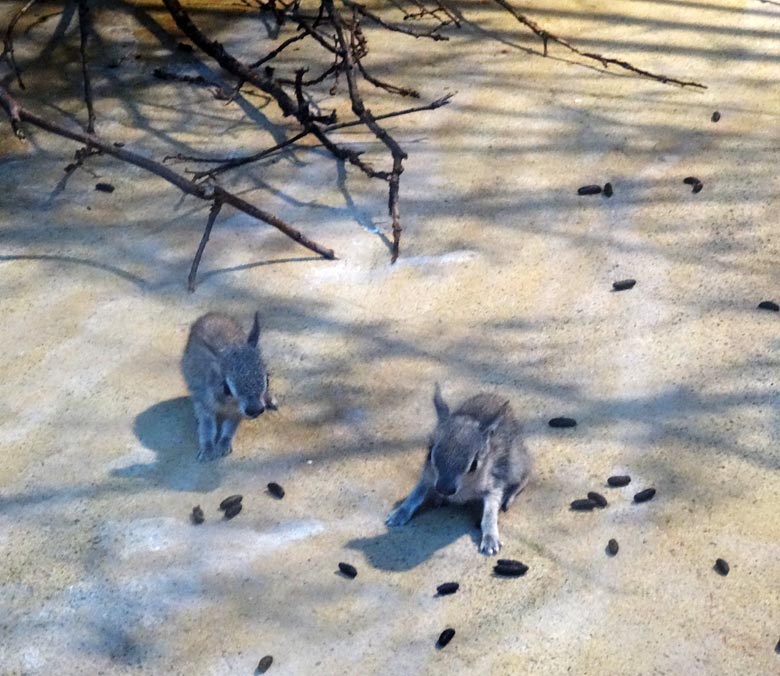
[1,1,780,674]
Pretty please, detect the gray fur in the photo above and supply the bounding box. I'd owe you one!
[386,383,531,555]
[181,312,276,462]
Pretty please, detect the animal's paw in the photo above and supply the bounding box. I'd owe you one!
[479,533,502,556]
[196,445,219,462]
[386,508,411,527]
[215,439,233,457]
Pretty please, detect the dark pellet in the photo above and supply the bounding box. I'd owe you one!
[683,176,700,185]
[95,182,114,193]
[113,142,124,148]
[603,182,613,198]
[612,279,636,291]
[223,502,242,519]
[338,562,357,578]
[607,475,631,487]
[775,638,780,654]
[494,561,528,577]
[177,42,194,53]
[587,491,608,508]
[578,184,602,196]
[692,181,703,194]
[549,417,577,428]
[267,482,285,499]
[436,582,459,596]
[714,558,730,576]
[758,301,780,312]
[191,505,204,524]
[570,498,597,511]
[219,494,243,511]
[607,538,619,556]
[257,655,273,673]
[436,628,455,648]
[633,488,656,503]
[711,111,721,122]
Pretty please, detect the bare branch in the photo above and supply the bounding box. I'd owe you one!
[492,0,706,89]
[0,84,336,262]
[188,198,223,292]
[341,0,449,41]
[2,0,40,90]
[77,0,95,133]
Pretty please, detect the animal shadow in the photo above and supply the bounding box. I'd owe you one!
[112,397,222,492]
[346,504,483,572]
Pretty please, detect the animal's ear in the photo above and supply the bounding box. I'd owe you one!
[247,311,261,347]
[433,382,449,421]
[480,400,510,436]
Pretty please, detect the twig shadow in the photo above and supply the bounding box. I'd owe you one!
[114,396,222,492]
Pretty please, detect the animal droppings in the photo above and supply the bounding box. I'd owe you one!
[692,181,703,194]
[570,498,597,511]
[338,562,358,578]
[774,638,780,654]
[267,482,285,499]
[612,279,636,291]
[549,417,577,428]
[436,628,456,648]
[633,488,656,503]
[711,111,721,122]
[95,182,114,193]
[587,491,608,508]
[607,475,631,487]
[437,582,459,595]
[494,560,529,577]
[223,502,242,519]
[714,558,730,576]
[577,185,602,196]
[177,42,194,53]
[256,655,273,673]
[603,182,613,198]
[758,301,780,312]
[191,505,204,524]
[683,176,700,185]
[219,494,243,511]
[607,538,619,556]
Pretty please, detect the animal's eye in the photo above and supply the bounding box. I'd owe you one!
[427,443,434,461]
[223,381,231,396]
[469,457,478,473]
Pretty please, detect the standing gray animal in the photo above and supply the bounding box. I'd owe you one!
[181,312,276,462]
[386,384,531,555]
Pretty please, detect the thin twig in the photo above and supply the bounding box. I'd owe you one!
[325,0,408,261]
[188,198,223,291]
[77,0,95,132]
[341,0,449,41]
[492,0,706,89]
[0,84,336,261]
[2,0,40,90]
[249,30,306,67]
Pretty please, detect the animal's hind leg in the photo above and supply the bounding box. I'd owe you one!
[501,474,529,512]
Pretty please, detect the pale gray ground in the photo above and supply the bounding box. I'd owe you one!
[1,1,780,674]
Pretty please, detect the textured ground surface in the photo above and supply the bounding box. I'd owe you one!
[1,1,780,674]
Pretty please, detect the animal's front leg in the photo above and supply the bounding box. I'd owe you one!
[215,416,240,456]
[193,401,219,462]
[479,491,503,555]
[386,479,433,527]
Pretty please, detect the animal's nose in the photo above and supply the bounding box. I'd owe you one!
[245,405,265,419]
[435,482,457,497]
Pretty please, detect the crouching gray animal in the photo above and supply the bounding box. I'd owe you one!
[181,312,276,462]
[386,384,531,555]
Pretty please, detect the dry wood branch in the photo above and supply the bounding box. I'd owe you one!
[2,0,40,90]
[77,0,95,133]
[325,0,408,261]
[161,0,379,179]
[0,84,336,263]
[188,198,222,291]
[249,30,306,67]
[152,67,234,100]
[342,0,449,41]
[492,0,706,89]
